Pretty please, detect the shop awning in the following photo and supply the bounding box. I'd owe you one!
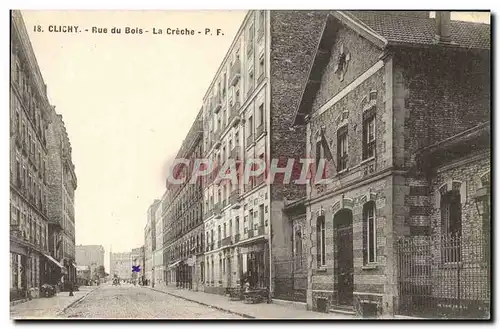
[168,260,181,268]
[43,254,64,269]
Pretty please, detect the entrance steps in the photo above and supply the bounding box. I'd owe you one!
[329,305,357,316]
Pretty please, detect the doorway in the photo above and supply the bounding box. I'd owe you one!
[335,209,354,307]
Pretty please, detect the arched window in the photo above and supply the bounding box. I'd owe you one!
[440,186,462,263]
[363,202,376,264]
[316,215,326,266]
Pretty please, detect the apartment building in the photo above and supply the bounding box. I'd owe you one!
[46,114,78,288]
[9,10,70,300]
[75,245,105,268]
[110,251,133,280]
[144,200,160,285]
[153,202,164,285]
[164,110,204,290]
[201,10,327,296]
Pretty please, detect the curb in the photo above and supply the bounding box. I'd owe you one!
[145,286,255,319]
[55,287,101,317]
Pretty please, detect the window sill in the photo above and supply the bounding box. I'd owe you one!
[361,263,379,270]
[360,157,375,166]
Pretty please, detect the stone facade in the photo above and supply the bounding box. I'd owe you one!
[10,10,77,300]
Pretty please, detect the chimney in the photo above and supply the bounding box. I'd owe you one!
[435,11,451,43]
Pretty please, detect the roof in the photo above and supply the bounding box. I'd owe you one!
[347,11,490,50]
[293,11,491,125]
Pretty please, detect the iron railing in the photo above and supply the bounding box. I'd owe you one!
[397,234,490,319]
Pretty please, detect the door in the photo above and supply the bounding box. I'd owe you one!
[336,211,353,306]
[226,255,232,288]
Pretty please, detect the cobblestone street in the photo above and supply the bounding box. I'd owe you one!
[59,284,243,319]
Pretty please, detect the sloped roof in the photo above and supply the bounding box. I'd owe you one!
[347,11,490,49]
[293,11,491,126]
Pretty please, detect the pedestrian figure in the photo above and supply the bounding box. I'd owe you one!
[69,283,74,297]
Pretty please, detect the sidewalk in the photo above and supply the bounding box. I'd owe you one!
[145,285,357,319]
[10,286,99,320]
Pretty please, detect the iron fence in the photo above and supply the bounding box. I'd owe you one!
[397,234,490,319]
[273,256,307,303]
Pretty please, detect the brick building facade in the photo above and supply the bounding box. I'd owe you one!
[292,11,490,317]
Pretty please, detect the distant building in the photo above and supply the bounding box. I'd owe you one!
[109,252,133,280]
[144,200,160,286]
[75,245,105,268]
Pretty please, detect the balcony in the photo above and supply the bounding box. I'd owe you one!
[258,25,264,40]
[222,236,232,247]
[246,134,254,147]
[229,58,241,87]
[247,229,254,239]
[230,189,241,209]
[247,40,254,54]
[258,72,265,85]
[229,102,241,127]
[214,203,222,218]
[213,93,222,114]
[230,146,240,160]
[256,124,266,138]
[213,131,222,149]
[234,233,240,243]
[204,209,214,220]
[256,225,265,236]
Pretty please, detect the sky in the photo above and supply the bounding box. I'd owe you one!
[20,10,489,271]
[21,10,248,270]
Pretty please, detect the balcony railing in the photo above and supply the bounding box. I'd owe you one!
[230,146,240,160]
[234,233,240,243]
[247,40,254,54]
[229,189,240,205]
[246,134,254,147]
[229,102,241,126]
[258,25,264,39]
[213,93,222,114]
[257,225,265,236]
[256,124,266,138]
[222,236,232,247]
[248,229,254,239]
[229,58,241,86]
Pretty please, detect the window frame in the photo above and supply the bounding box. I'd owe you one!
[362,108,376,160]
[337,127,348,172]
[316,215,326,267]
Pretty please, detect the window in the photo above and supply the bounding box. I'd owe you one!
[294,226,303,269]
[363,202,376,264]
[258,104,264,127]
[337,127,348,172]
[229,219,232,237]
[441,189,462,263]
[316,216,326,266]
[200,261,204,282]
[363,109,376,159]
[248,115,253,136]
[223,223,227,238]
[248,24,254,43]
[236,216,240,234]
[259,204,264,226]
[249,210,254,230]
[259,57,265,77]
